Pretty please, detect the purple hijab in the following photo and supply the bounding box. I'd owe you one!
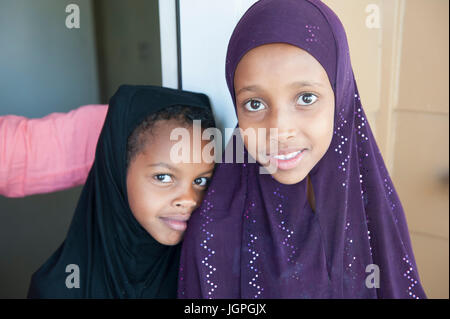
[178,0,427,298]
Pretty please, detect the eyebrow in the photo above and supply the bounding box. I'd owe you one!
[147,163,215,176]
[198,168,215,176]
[290,81,324,88]
[236,81,323,96]
[147,162,180,172]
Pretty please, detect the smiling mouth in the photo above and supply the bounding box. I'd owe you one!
[266,147,307,159]
[272,150,304,160]
[266,148,307,171]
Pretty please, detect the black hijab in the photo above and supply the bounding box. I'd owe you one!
[27,85,212,298]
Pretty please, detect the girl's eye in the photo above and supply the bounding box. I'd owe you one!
[243,99,266,112]
[193,177,210,187]
[154,174,173,183]
[297,93,318,106]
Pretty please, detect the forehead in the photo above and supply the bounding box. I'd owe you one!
[140,119,214,169]
[234,43,329,86]
[149,118,189,140]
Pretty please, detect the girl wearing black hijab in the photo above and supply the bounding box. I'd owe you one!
[27,85,216,298]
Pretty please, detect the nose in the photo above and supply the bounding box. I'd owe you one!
[173,185,198,211]
[268,107,296,144]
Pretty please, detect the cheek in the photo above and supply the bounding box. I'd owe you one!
[238,117,254,144]
[127,176,160,222]
[310,106,334,153]
[238,120,267,158]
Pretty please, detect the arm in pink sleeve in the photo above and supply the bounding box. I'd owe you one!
[0,104,108,198]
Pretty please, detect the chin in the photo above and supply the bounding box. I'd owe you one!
[158,238,182,246]
[271,169,308,185]
[154,234,183,246]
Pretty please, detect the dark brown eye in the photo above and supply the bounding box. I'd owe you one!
[244,99,265,112]
[154,174,172,183]
[297,93,318,106]
[193,177,209,186]
[251,100,260,109]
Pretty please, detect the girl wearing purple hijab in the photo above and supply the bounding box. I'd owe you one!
[178,0,427,298]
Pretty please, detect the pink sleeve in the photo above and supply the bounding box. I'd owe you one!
[0,104,108,198]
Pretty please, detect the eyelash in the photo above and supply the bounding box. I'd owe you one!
[153,174,210,187]
[154,174,173,183]
[297,92,318,106]
[193,177,210,187]
[242,92,319,112]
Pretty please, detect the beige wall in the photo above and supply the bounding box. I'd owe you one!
[323,0,449,298]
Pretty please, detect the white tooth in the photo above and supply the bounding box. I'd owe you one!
[274,150,302,160]
[286,151,299,159]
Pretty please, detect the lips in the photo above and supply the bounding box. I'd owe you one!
[273,150,303,160]
[267,148,307,171]
[160,215,190,231]
[267,147,306,157]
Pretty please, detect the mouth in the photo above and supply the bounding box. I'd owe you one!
[160,215,189,231]
[267,148,307,171]
[272,149,304,160]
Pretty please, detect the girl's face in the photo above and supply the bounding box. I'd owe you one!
[234,43,335,184]
[126,119,215,246]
